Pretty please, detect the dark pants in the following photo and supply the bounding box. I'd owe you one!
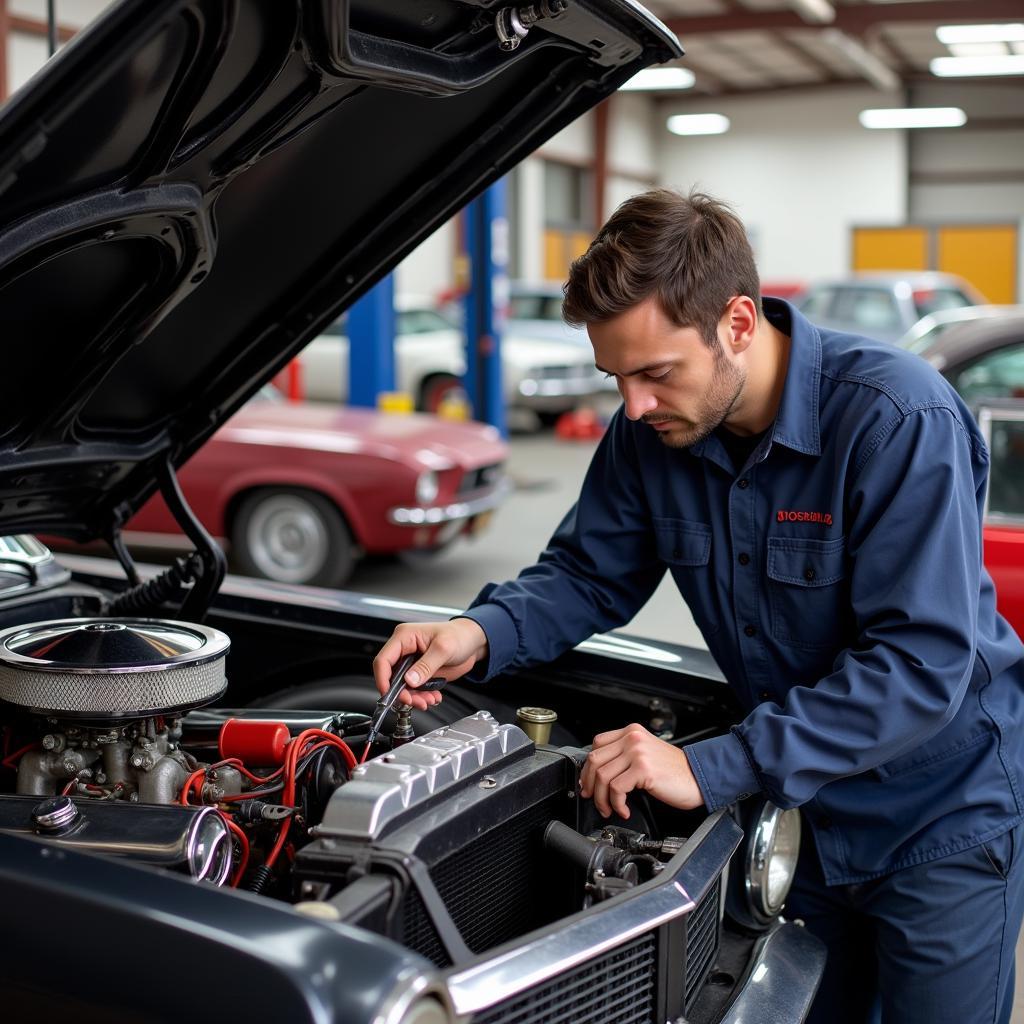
[786,820,1024,1024]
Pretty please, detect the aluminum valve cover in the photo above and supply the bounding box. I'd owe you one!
[316,711,534,841]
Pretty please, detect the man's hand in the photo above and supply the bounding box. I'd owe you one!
[580,723,705,818]
[372,618,489,710]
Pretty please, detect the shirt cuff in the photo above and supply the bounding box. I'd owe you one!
[684,731,763,812]
[455,604,518,682]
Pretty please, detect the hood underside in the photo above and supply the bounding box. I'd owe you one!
[0,0,679,540]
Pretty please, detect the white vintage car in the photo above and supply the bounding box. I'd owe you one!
[295,297,610,421]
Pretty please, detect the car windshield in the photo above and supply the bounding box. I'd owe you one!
[509,293,563,321]
[397,309,455,334]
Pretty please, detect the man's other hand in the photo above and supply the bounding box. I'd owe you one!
[580,723,705,818]
[372,618,489,710]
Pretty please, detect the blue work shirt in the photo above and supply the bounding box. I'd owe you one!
[463,299,1024,885]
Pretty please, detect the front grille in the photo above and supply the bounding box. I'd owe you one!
[457,463,504,495]
[473,932,657,1024]
[430,792,570,953]
[684,877,722,1012]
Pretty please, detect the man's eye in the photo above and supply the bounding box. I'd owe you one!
[645,369,671,381]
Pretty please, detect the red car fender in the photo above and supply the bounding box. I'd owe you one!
[206,464,369,544]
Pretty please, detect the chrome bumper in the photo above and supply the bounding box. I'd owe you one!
[720,922,826,1023]
[387,477,512,526]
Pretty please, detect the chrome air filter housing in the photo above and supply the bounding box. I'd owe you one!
[0,619,229,721]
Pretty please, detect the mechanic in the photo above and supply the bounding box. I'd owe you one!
[372,189,1024,1024]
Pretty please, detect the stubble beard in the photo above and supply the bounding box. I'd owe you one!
[646,354,746,450]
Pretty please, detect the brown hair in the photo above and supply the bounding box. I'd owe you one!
[562,188,760,348]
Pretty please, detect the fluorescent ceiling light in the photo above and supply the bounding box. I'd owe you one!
[790,0,835,24]
[930,54,1024,76]
[821,29,900,91]
[936,23,1024,44]
[859,107,967,129]
[666,114,730,136]
[949,42,1014,57]
[619,67,696,91]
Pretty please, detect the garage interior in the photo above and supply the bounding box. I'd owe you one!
[2,0,1022,1019]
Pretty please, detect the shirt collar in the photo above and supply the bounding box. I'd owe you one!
[687,297,822,462]
[764,297,822,456]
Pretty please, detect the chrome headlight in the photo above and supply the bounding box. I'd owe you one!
[415,470,439,505]
[745,802,800,922]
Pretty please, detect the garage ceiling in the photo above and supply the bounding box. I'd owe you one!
[641,0,1024,95]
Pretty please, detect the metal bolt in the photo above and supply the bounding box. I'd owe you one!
[478,776,497,790]
[42,735,57,750]
[62,760,76,775]
[131,755,144,768]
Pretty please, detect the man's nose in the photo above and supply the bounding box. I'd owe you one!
[621,382,658,421]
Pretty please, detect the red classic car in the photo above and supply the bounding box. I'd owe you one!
[117,390,509,587]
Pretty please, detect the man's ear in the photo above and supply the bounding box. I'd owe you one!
[721,295,758,354]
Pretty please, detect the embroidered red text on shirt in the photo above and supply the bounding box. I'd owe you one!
[777,510,833,526]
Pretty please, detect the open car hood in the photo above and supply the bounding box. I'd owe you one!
[0,0,679,541]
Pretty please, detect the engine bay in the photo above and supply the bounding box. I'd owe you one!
[0,611,711,972]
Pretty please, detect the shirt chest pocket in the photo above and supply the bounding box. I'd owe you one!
[653,517,720,638]
[766,536,849,649]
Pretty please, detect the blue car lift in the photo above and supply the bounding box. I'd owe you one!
[346,180,507,437]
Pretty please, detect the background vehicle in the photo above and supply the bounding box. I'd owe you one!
[120,388,509,588]
[900,304,1024,354]
[799,272,984,343]
[295,296,610,423]
[913,312,1024,636]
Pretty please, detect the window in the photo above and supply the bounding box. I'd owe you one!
[799,287,838,320]
[947,343,1024,406]
[913,288,973,318]
[983,411,1024,521]
[832,288,901,334]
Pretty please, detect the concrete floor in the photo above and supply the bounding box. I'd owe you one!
[351,427,1024,1021]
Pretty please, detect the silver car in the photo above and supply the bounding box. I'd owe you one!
[799,271,983,343]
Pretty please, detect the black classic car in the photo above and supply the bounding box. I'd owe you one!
[0,2,824,1022]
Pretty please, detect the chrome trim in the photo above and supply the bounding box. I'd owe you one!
[719,922,826,1024]
[517,375,606,398]
[445,810,742,1017]
[378,969,458,1024]
[0,618,231,674]
[745,803,800,921]
[976,403,1024,524]
[184,807,233,886]
[446,880,695,1016]
[0,535,52,564]
[387,477,512,526]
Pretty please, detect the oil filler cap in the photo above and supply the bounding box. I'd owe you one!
[32,795,80,834]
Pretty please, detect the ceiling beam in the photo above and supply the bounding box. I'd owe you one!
[663,0,1024,37]
[8,13,76,43]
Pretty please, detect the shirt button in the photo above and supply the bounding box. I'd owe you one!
[804,567,816,581]
[672,548,681,559]
[758,690,771,702]
[744,625,756,638]
[737,478,750,490]
[817,815,833,830]
[738,552,750,566]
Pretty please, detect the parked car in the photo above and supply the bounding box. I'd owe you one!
[296,295,610,421]
[0,3,823,1024]
[899,304,1024,354]
[111,388,507,588]
[912,312,1024,636]
[799,271,984,343]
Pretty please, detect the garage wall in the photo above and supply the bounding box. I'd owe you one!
[655,87,907,284]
